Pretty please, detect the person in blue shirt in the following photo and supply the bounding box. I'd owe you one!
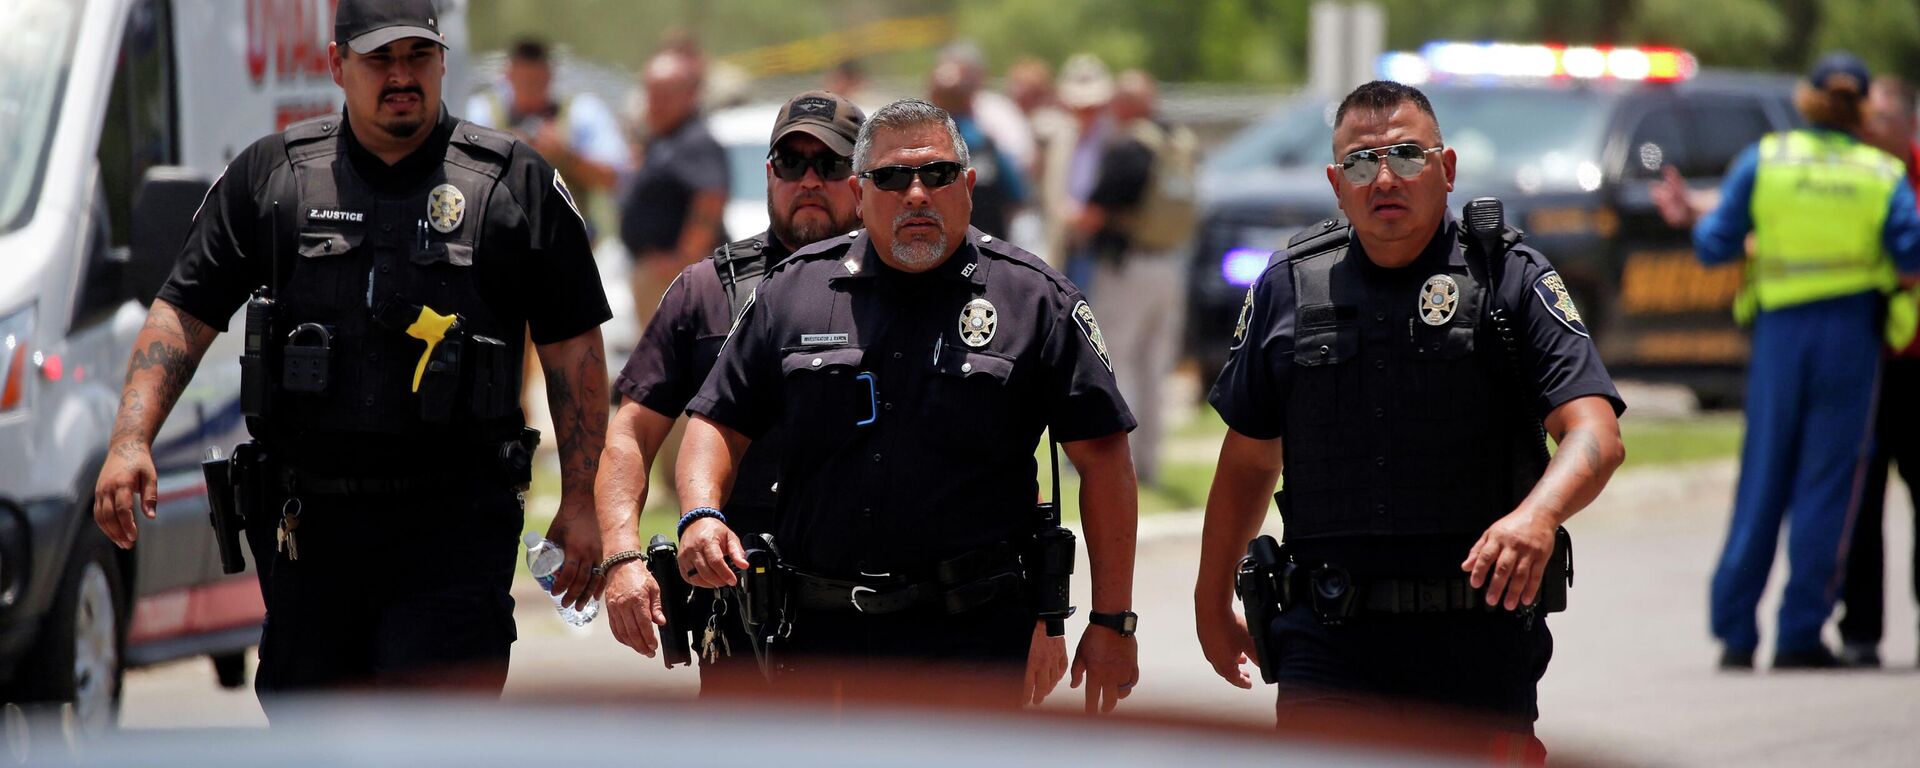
[1685,53,1920,670]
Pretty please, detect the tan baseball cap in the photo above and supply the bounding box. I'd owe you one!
[770,91,865,157]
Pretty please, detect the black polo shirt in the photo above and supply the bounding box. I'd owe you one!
[615,231,789,521]
[157,106,609,346]
[619,116,729,255]
[689,228,1135,576]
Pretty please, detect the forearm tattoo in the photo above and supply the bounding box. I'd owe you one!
[112,307,211,450]
[1533,427,1605,514]
[545,342,607,497]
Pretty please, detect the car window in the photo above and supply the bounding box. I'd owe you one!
[97,0,178,249]
[0,0,84,235]
[1684,98,1772,178]
[1205,100,1335,172]
[727,141,769,206]
[1623,104,1688,180]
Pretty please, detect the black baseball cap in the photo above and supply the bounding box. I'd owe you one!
[335,0,446,55]
[770,91,865,157]
[1808,51,1871,94]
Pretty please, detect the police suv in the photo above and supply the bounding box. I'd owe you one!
[0,0,467,732]
[1190,43,1800,403]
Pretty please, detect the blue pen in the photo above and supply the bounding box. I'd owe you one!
[932,335,944,366]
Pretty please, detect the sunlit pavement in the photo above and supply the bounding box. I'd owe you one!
[121,450,1920,766]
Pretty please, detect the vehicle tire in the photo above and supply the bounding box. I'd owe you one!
[16,532,124,737]
[211,652,247,690]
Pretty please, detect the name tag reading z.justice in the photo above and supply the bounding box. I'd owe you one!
[800,333,850,346]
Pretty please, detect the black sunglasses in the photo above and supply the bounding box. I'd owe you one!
[769,151,854,182]
[860,161,965,192]
[1337,143,1443,184]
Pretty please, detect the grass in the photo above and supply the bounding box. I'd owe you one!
[1618,412,1745,467]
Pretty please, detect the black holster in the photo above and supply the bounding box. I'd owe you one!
[1235,535,1289,684]
[646,534,695,668]
[1538,526,1574,613]
[734,533,785,679]
[203,441,271,574]
[1025,502,1077,637]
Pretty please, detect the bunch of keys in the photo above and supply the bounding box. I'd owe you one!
[700,595,732,664]
[276,497,302,561]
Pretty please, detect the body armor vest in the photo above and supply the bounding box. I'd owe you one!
[1280,223,1542,540]
[269,116,520,444]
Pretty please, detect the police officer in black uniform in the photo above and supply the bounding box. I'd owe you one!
[673,99,1141,711]
[92,0,611,714]
[593,91,865,689]
[1193,82,1626,749]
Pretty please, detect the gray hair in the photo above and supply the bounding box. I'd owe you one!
[852,98,970,173]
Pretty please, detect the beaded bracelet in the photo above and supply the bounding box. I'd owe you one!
[677,506,726,537]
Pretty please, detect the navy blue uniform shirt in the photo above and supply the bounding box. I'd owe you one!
[689,227,1135,576]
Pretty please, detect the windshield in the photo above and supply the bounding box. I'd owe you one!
[728,141,770,206]
[0,0,83,235]
[1208,86,1616,194]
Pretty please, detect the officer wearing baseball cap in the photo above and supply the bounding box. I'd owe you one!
[595,91,869,693]
[93,0,613,717]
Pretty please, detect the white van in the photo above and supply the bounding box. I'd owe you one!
[0,0,467,732]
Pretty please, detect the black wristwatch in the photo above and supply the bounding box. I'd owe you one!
[1088,611,1139,637]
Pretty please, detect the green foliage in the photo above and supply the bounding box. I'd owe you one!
[469,0,1919,94]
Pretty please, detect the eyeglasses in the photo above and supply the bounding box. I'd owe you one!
[770,151,854,182]
[1336,143,1443,184]
[860,161,965,192]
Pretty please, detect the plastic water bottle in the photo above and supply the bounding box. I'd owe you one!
[522,532,600,627]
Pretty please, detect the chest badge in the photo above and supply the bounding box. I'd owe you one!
[427,183,466,234]
[1418,274,1459,326]
[959,297,998,347]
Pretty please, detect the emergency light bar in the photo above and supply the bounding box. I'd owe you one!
[1378,43,1697,85]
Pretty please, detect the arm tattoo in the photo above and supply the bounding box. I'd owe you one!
[545,342,607,496]
[1533,427,1604,513]
[112,308,211,449]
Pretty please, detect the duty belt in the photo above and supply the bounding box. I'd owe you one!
[786,542,1025,616]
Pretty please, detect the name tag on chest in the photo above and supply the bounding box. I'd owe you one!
[800,333,851,346]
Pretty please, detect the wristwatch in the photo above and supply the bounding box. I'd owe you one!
[1088,610,1139,637]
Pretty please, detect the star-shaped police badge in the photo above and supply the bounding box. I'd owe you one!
[959,298,997,347]
[428,183,465,234]
[1419,274,1459,326]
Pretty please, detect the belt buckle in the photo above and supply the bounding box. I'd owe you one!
[849,572,891,613]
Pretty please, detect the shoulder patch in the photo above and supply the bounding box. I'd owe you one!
[1071,300,1113,371]
[1532,270,1589,337]
[1230,284,1256,351]
[552,171,584,225]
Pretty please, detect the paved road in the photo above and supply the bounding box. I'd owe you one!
[119,459,1919,766]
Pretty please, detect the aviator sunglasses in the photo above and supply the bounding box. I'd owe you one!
[1337,143,1443,184]
[860,161,966,192]
[769,151,855,182]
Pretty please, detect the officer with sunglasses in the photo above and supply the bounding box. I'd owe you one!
[674,99,1141,712]
[594,91,865,691]
[1195,81,1625,751]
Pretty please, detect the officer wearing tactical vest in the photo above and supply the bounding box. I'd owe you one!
[592,91,866,692]
[1692,53,1920,671]
[675,99,1140,712]
[91,0,612,713]
[1195,81,1625,751]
